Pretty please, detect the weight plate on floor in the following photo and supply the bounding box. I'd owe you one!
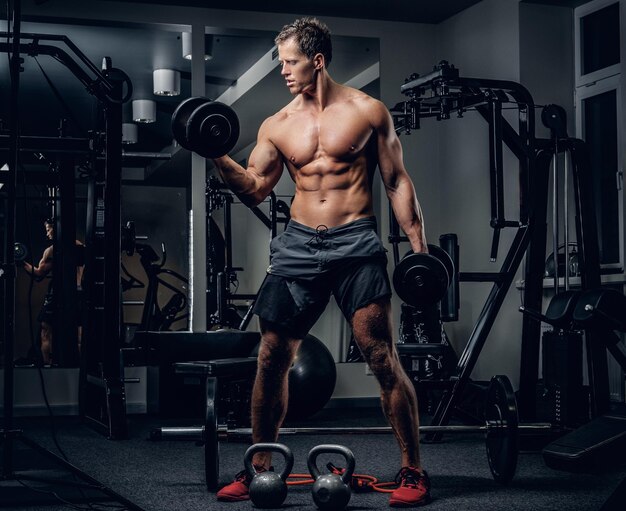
[204,377,219,490]
[485,374,519,484]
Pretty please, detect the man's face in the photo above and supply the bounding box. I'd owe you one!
[277,38,318,96]
[45,223,54,240]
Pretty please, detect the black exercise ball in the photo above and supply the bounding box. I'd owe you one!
[287,334,337,420]
[251,334,337,420]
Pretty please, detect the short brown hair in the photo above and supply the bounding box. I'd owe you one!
[275,17,332,68]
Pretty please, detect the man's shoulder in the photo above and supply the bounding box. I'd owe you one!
[260,101,300,134]
[338,86,383,113]
[353,90,384,110]
[341,89,388,127]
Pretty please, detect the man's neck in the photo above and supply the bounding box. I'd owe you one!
[301,70,338,111]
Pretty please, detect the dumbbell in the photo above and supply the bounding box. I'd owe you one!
[171,96,240,159]
[392,244,454,309]
[14,242,28,264]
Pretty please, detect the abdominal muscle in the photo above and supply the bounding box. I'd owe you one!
[287,156,375,229]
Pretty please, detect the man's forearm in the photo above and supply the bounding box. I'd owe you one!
[389,176,427,253]
[212,156,260,207]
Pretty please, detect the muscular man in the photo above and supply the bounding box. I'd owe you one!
[214,18,430,507]
[22,218,84,365]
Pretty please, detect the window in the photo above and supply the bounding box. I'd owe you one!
[575,0,623,273]
[580,2,620,76]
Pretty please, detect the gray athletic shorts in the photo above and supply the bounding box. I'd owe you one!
[252,217,392,339]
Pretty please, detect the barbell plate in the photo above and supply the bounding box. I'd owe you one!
[187,101,240,159]
[171,96,211,151]
[204,377,220,490]
[485,374,519,484]
[393,252,449,308]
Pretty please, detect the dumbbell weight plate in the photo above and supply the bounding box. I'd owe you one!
[393,252,449,308]
[427,244,454,285]
[171,97,211,151]
[14,242,28,263]
[204,378,219,490]
[187,101,240,159]
[485,375,519,484]
[403,244,455,285]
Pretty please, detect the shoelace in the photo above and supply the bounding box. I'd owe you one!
[234,469,251,483]
[234,465,271,484]
[395,468,423,488]
[305,224,329,247]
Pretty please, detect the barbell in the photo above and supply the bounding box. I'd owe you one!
[392,244,455,308]
[152,375,554,490]
[171,96,240,159]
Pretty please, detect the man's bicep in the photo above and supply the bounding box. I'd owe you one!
[248,138,284,189]
[377,120,407,192]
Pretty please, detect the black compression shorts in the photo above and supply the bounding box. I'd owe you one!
[252,217,392,339]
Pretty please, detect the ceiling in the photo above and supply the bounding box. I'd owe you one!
[105,0,486,24]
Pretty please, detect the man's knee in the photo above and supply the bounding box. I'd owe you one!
[257,321,300,372]
[351,299,392,341]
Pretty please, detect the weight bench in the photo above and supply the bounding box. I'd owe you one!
[542,288,626,472]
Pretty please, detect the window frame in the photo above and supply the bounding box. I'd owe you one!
[574,0,622,88]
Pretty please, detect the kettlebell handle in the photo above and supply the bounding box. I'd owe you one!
[307,444,355,484]
[244,442,294,482]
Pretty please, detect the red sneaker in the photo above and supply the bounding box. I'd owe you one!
[389,467,431,507]
[216,469,252,502]
[216,466,271,502]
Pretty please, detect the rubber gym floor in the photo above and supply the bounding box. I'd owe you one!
[3,405,625,511]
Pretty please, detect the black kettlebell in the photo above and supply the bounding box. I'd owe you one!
[307,444,355,511]
[244,443,294,509]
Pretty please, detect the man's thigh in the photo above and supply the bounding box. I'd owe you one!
[252,274,330,340]
[333,260,392,323]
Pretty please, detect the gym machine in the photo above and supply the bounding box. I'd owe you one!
[0,6,145,509]
[392,61,624,464]
[391,61,540,436]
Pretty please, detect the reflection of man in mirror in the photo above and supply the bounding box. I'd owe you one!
[213,18,431,507]
[22,218,85,365]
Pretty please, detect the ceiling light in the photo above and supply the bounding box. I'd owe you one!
[122,123,138,145]
[153,69,181,96]
[132,100,156,123]
[182,32,213,61]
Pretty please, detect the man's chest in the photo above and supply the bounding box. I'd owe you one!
[271,109,374,168]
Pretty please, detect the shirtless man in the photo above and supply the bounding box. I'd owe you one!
[214,18,430,507]
[22,218,84,365]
